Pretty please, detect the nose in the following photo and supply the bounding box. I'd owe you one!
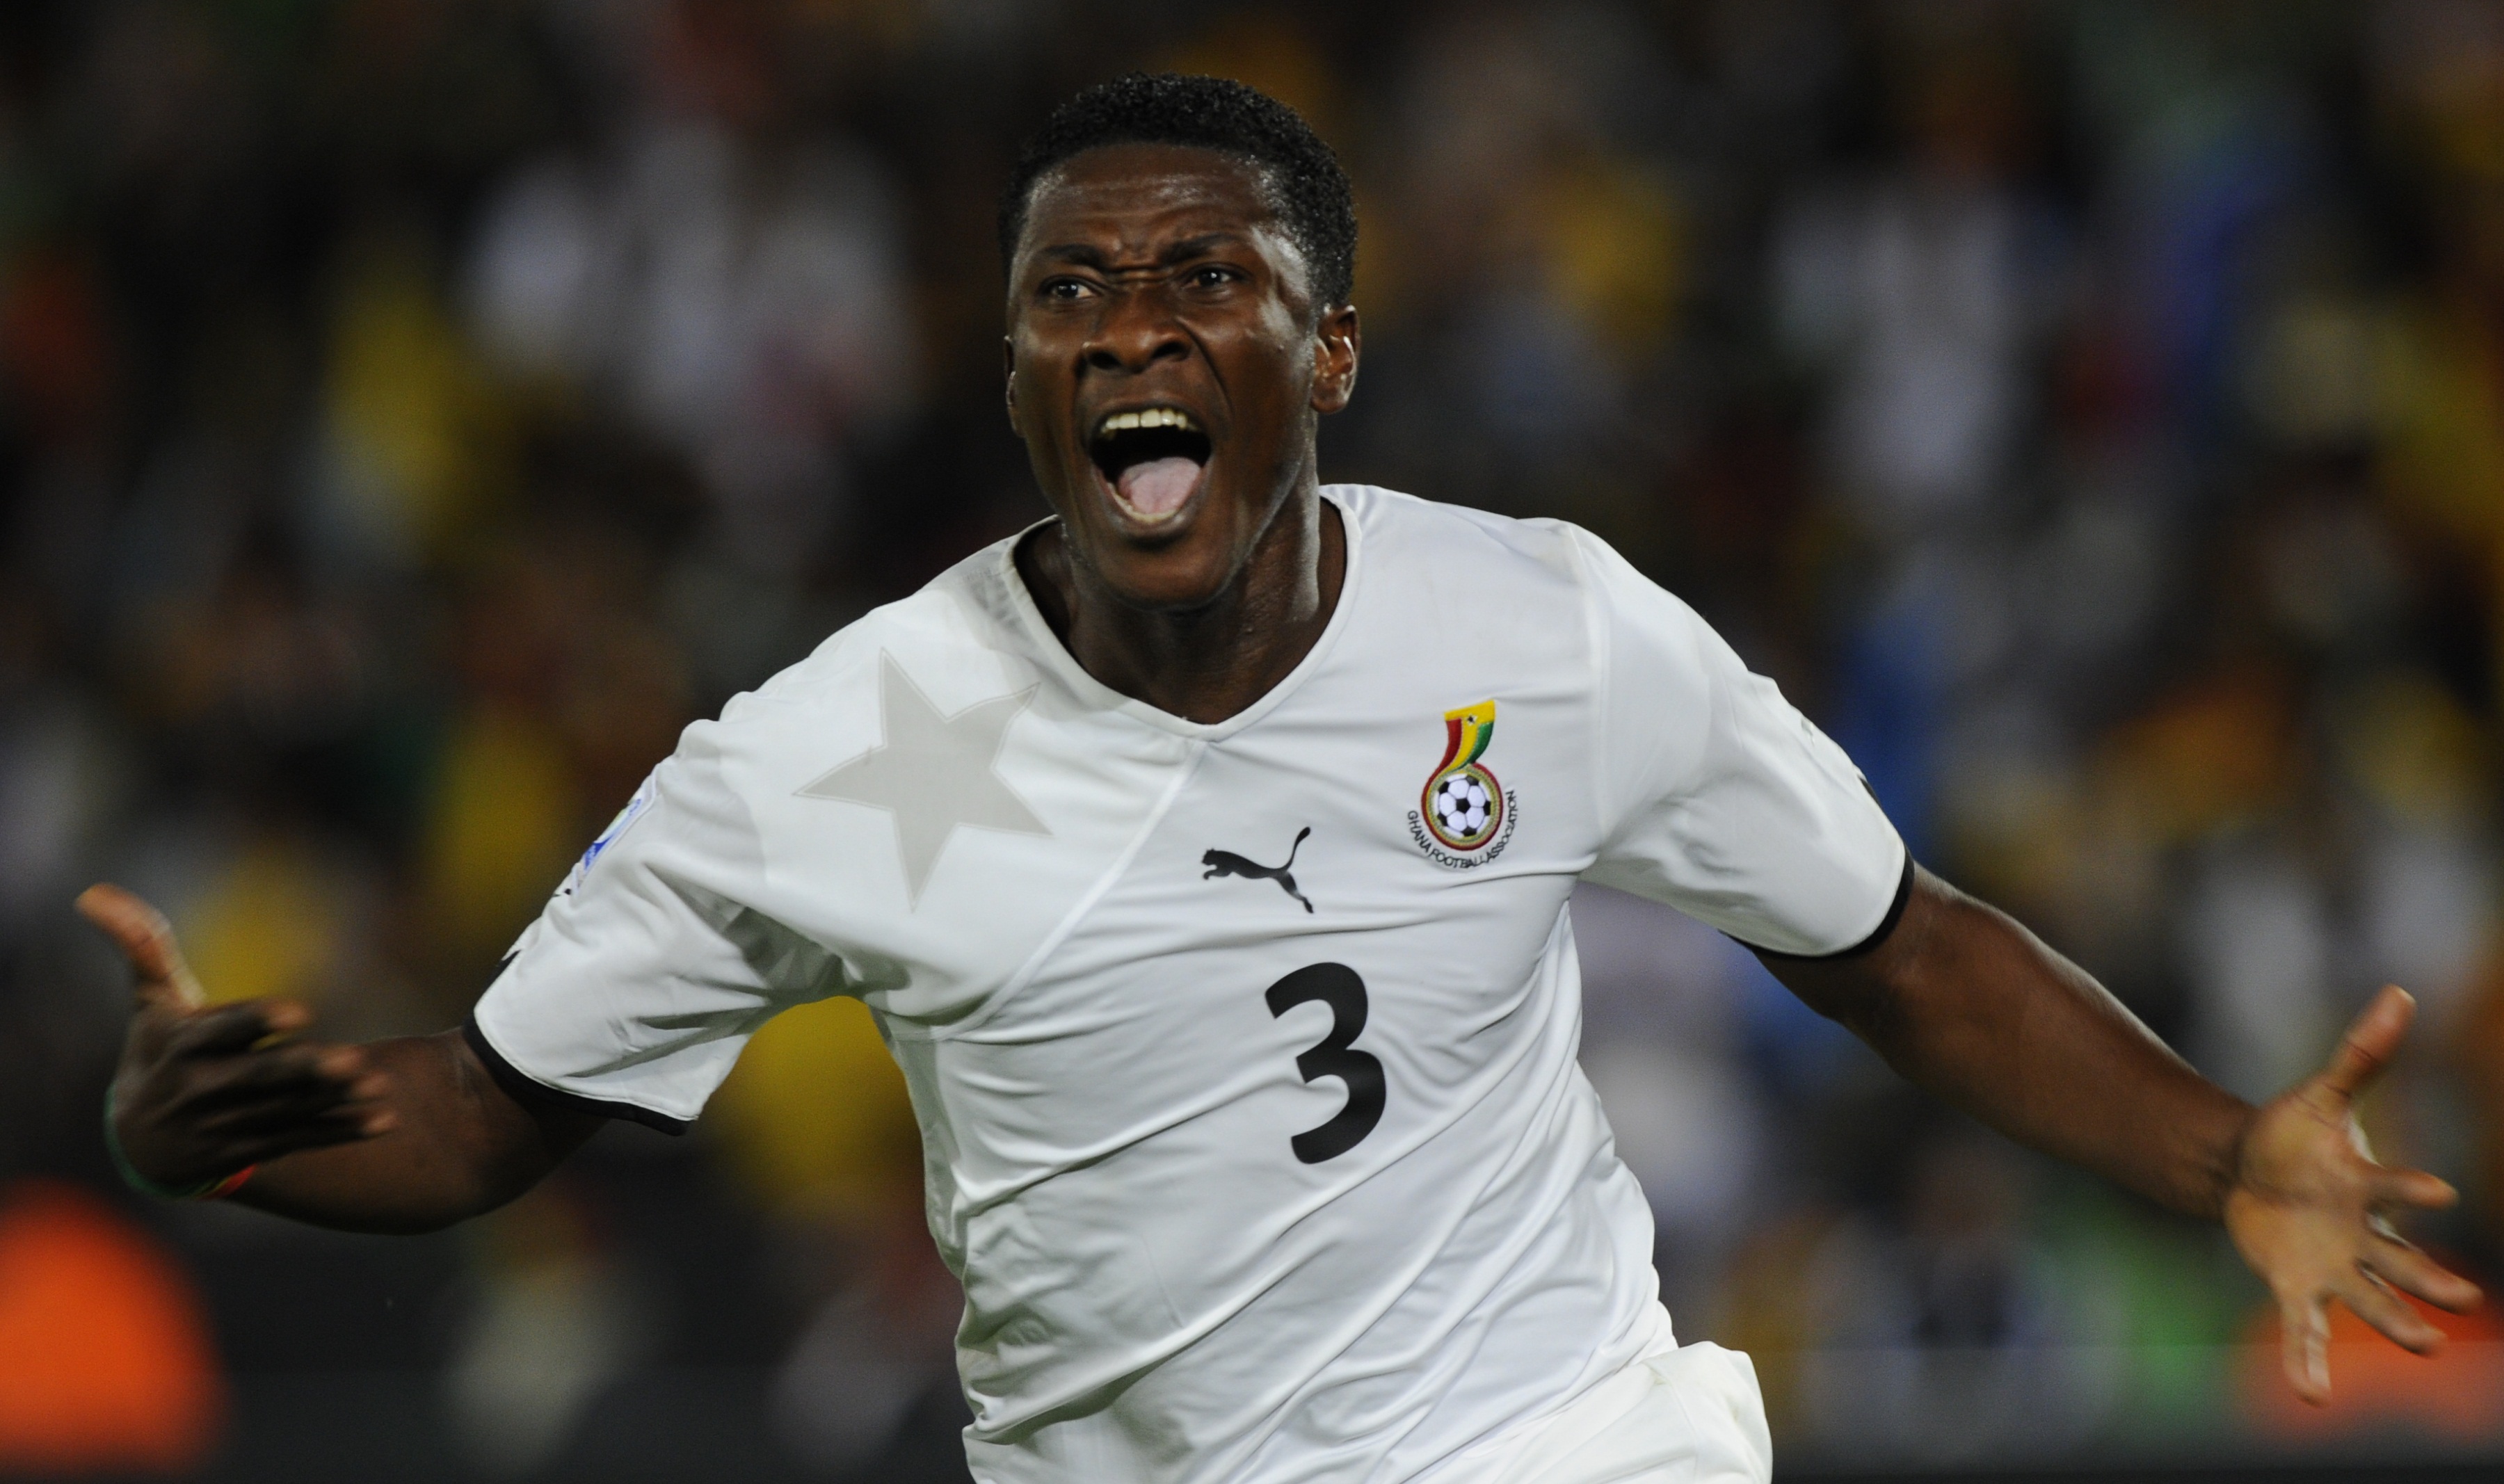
[1082,284,1191,375]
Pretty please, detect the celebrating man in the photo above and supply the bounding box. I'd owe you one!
[88,75,2475,1483]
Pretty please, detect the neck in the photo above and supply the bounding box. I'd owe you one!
[1017,483,1346,725]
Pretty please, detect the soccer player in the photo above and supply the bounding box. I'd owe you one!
[86,75,2478,1483]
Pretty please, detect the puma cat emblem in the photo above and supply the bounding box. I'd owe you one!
[1202,827,1314,913]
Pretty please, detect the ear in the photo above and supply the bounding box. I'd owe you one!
[1310,303,1361,415]
[1002,336,1020,435]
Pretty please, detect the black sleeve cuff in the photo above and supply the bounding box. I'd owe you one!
[462,1014,691,1136]
[1737,849,1917,963]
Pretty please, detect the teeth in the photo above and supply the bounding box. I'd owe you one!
[1096,407,1200,437]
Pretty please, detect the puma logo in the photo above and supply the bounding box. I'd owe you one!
[1203,827,1314,913]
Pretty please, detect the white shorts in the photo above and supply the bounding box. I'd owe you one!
[1433,1312,1773,1484]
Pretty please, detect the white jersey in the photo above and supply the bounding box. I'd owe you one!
[470,486,1904,1483]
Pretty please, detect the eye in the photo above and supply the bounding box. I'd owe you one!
[1189,264,1243,289]
[1039,277,1094,302]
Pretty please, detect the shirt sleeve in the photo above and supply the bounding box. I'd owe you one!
[1571,526,1909,956]
[467,715,853,1133]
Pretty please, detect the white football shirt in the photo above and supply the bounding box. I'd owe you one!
[470,485,1905,1483]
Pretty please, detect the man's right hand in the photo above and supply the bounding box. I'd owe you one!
[81,882,398,1194]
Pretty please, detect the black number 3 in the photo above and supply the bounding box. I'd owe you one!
[1265,963,1386,1163]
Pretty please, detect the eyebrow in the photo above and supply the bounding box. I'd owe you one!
[1032,232,1250,271]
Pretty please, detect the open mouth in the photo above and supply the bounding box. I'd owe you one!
[1089,407,1211,524]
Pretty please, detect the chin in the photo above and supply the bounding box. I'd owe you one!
[1077,526,1248,614]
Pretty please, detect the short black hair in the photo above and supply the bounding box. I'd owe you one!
[998,73,1357,310]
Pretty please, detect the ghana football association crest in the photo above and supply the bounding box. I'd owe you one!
[1408,700,1518,869]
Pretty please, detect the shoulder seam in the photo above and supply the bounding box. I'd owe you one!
[1558,525,1618,845]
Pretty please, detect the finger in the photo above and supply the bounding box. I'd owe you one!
[223,1110,399,1168]
[2280,1292,2330,1405]
[188,1057,394,1129]
[2338,1271,2447,1355]
[2364,1236,2485,1315]
[2369,1166,2459,1212]
[187,1044,371,1106]
[186,1054,391,1125]
[77,884,207,1011]
[2316,985,2414,1102]
[166,999,315,1059]
[186,1060,385,1126]
[204,1091,393,1143]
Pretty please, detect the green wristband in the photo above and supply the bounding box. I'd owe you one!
[103,1087,248,1201]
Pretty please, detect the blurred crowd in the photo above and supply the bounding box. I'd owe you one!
[6,1,2504,1477]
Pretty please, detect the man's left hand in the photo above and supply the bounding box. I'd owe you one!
[2224,985,2483,1405]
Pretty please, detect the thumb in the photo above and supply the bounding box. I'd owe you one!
[77,884,207,1013]
[2314,984,2414,1104]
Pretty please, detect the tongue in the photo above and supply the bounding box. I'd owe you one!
[1114,456,1201,517]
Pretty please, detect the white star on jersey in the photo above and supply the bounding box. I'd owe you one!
[470,487,1905,1484]
[798,653,1048,904]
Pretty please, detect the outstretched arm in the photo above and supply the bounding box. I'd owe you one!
[1758,865,2480,1403]
[83,884,599,1235]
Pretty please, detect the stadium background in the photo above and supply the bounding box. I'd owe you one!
[4,1,2504,1478]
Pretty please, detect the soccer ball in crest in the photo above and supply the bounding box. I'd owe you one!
[1424,765,1502,849]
